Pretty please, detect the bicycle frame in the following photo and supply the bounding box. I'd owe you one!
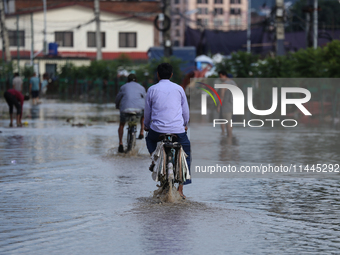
[158,134,181,188]
[125,113,140,152]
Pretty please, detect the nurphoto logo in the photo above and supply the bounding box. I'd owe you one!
[198,82,312,128]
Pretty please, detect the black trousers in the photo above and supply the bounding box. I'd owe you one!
[4,92,21,115]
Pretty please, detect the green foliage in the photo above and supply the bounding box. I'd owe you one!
[0,61,14,78]
[22,65,34,78]
[322,40,340,78]
[215,40,340,78]
[256,55,295,78]
[58,54,142,81]
[56,40,340,83]
[291,47,326,77]
[147,56,184,85]
[216,51,259,78]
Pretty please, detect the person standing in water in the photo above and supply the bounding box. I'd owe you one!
[216,71,236,138]
[30,72,41,105]
[3,89,29,127]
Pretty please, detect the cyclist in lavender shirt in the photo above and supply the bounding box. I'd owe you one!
[144,63,191,199]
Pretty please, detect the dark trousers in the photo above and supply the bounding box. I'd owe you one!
[146,129,191,185]
[4,92,21,115]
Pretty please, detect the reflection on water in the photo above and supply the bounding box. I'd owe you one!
[0,100,340,254]
[219,136,239,162]
[30,105,40,119]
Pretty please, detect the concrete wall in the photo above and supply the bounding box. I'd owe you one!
[2,5,154,54]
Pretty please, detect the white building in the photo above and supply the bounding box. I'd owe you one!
[1,3,155,75]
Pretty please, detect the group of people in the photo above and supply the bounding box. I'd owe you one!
[115,63,236,198]
[3,72,49,127]
[4,62,234,197]
[115,63,191,198]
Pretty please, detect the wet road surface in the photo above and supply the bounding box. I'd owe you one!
[0,101,340,254]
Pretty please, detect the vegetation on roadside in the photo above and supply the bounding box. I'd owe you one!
[215,40,340,78]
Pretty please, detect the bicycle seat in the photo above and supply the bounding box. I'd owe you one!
[124,108,142,115]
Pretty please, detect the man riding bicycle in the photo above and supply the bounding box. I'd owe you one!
[115,74,146,153]
[144,63,191,199]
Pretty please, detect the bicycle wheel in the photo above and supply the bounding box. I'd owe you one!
[126,125,136,152]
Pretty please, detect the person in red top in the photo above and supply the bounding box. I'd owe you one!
[3,89,29,127]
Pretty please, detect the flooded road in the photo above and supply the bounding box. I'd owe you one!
[1,101,340,254]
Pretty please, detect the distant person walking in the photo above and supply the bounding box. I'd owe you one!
[115,74,146,153]
[30,72,41,105]
[3,89,29,127]
[216,71,237,138]
[12,72,23,92]
[41,73,49,95]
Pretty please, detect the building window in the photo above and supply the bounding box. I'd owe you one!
[175,30,180,36]
[55,31,73,47]
[214,19,223,27]
[175,18,180,26]
[119,32,137,48]
[174,40,180,46]
[174,0,180,4]
[198,8,209,14]
[87,32,106,48]
[214,8,223,15]
[197,0,208,4]
[229,17,242,28]
[197,19,208,26]
[214,0,223,4]
[230,8,241,15]
[230,0,241,3]
[8,30,25,47]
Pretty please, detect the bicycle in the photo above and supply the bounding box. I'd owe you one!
[151,134,190,195]
[125,111,142,153]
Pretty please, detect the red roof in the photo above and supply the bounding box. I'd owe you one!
[10,1,160,22]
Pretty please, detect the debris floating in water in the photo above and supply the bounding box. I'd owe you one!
[11,160,16,164]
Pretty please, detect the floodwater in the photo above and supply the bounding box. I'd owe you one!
[1,100,340,254]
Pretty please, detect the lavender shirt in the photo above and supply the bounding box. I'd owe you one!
[144,79,189,134]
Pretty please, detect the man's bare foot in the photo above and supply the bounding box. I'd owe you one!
[177,185,186,199]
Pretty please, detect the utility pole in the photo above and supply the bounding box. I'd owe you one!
[94,0,102,60]
[305,10,310,47]
[0,0,11,61]
[16,14,20,73]
[275,0,285,56]
[313,0,318,49]
[43,0,47,55]
[30,12,34,66]
[163,0,172,57]
[1,18,3,61]
[246,0,251,53]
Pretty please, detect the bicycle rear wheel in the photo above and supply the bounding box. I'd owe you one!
[126,126,136,152]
